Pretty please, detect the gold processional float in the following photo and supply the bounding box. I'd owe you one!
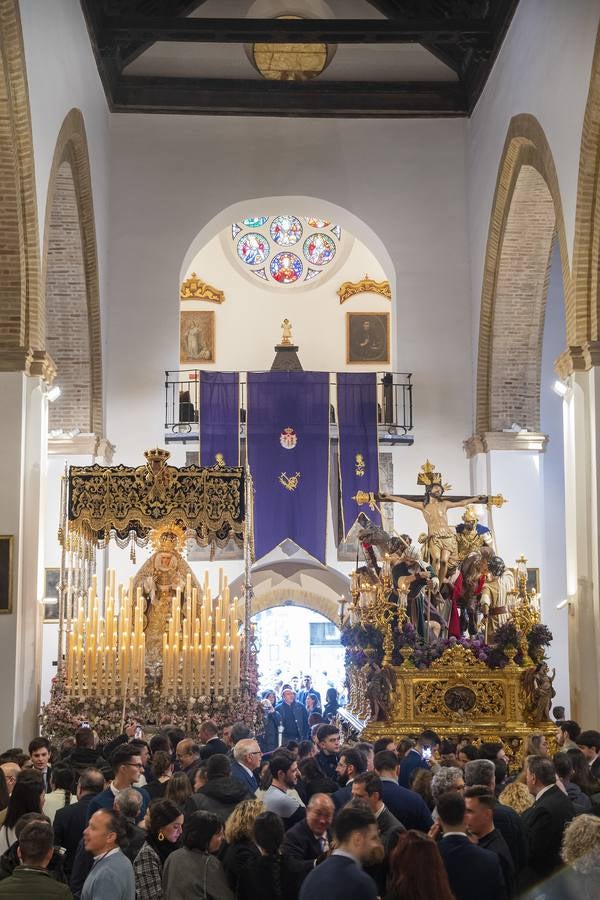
[42,449,258,740]
[43,450,557,762]
[340,461,557,764]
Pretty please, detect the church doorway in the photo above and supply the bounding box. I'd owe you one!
[253,605,345,707]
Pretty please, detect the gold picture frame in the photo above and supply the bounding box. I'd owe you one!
[346,311,390,365]
[0,536,14,614]
[180,310,215,364]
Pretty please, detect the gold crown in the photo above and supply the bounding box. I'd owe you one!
[149,522,187,555]
[144,447,170,478]
[416,460,451,491]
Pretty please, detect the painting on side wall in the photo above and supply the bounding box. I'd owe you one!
[346,312,390,364]
[0,536,13,614]
[180,310,215,364]
[44,567,60,622]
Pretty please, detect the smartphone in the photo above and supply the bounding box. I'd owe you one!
[422,747,432,760]
[80,721,91,729]
[134,726,143,740]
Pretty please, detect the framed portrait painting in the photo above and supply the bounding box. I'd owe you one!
[44,567,60,622]
[347,312,390,364]
[0,536,13,614]
[180,310,215,364]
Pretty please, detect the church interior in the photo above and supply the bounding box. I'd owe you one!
[2,1,600,897]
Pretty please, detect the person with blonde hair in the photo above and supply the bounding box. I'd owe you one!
[222,798,264,891]
[558,813,600,899]
[498,779,534,814]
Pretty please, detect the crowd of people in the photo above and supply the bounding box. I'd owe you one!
[0,700,598,898]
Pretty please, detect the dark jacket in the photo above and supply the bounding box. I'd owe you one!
[438,833,507,900]
[238,853,311,900]
[398,749,429,788]
[493,802,527,875]
[65,748,112,780]
[377,805,403,846]
[0,866,72,898]
[199,738,229,760]
[283,818,329,862]
[314,751,339,784]
[520,785,575,888]
[299,854,377,900]
[564,780,593,814]
[222,839,261,892]
[86,786,148,822]
[479,828,516,897]
[297,688,322,711]
[258,711,282,753]
[379,778,433,832]
[230,761,259,794]
[299,775,338,803]
[53,793,96,876]
[322,702,339,723]
[275,701,310,742]
[143,779,167,801]
[0,843,67,884]
[331,783,352,811]
[184,776,253,823]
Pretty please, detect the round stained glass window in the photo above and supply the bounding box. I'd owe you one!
[237,233,270,266]
[243,216,268,228]
[270,215,303,246]
[270,252,303,284]
[306,217,331,228]
[303,232,336,266]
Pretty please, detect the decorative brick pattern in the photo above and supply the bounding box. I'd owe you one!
[42,110,103,436]
[475,115,574,434]
[0,0,42,362]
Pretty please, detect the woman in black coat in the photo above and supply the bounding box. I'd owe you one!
[221,799,263,893]
[237,812,311,900]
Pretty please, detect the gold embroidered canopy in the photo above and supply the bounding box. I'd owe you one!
[66,448,246,548]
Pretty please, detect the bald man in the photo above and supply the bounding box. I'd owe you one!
[1,763,20,797]
[283,793,334,862]
[175,739,201,780]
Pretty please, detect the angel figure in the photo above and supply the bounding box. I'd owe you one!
[365,661,396,721]
[521,661,556,723]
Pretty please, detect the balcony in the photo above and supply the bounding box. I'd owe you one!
[164,370,414,446]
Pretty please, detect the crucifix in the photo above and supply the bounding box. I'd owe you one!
[356,461,505,583]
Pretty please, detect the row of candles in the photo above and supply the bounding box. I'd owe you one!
[162,574,241,697]
[65,570,242,700]
[66,571,145,699]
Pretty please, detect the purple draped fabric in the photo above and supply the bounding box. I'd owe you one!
[199,372,240,467]
[337,373,381,536]
[247,372,329,562]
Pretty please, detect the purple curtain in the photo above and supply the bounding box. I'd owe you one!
[199,372,240,467]
[337,373,381,535]
[247,372,329,562]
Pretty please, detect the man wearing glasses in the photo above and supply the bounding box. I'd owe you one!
[87,744,149,823]
[231,739,262,793]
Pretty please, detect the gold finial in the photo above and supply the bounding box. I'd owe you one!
[280,319,293,346]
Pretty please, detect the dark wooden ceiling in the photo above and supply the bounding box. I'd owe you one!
[81,0,519,117]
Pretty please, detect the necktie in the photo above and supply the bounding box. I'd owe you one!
[320,835,329,854]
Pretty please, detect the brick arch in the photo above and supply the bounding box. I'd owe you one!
[42,109,103,436]
[475,115,573,434]
[571,24,600,358]
[0,0,46,376]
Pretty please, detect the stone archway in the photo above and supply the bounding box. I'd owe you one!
[43,109,103,438]
[0,0,48,378]
[475,114,573,434]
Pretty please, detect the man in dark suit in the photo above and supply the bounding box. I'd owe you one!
[230,739,261,793]
[283,793,334,861]
[520,755,575,889]
[276,687,310,743]
[198,720,229,759]
[464,758,527,875]
[374,750,433,831]
[351,772,403,846]
[298,805,381,900]
[331,748,367,810]
[398,730,438,788]
[464,787,515,897]
[53,768,105,877]
[437,791,507,900]
[297,675,322,712]
[28,737,53,793]
[576,729,600,779]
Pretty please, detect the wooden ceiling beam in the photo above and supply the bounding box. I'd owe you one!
[112,75,468,117]
[99,16,493,46]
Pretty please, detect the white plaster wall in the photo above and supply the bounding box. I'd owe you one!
[467,0,600,372]
[182,227,390,372]
[18,0,110,392]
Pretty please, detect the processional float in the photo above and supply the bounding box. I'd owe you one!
[42,448,258,740]
[340,461,556,764]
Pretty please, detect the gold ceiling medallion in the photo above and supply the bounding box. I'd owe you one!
[337,276,392,305]
[180,272,225,304]
[253,15,328,82]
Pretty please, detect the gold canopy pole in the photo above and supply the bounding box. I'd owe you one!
[57,465,68,673]
[243,465,254,684]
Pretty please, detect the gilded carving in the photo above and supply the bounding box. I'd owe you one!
[337,276,392,304]
[180,272,225,304]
